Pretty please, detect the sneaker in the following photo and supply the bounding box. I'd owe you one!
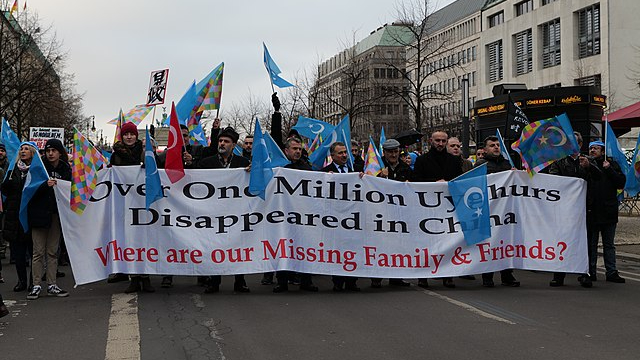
[27,285,42,300]
[606,272,626,283]
[47,284,69,297]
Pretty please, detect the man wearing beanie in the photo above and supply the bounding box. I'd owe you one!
[198,126,251,294]
[27,138,72,300]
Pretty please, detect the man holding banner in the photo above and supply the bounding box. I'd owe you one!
[474,135,520,288]
[411,131,463,288]
[586,141,626,283]
[545,132,592,288]
[198,127,251,293]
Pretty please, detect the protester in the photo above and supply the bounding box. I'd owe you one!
[447,137,473,172]
[198,126,251,294]
[412,131,463,288]
[242,135,253,160]
[545,131,592,288]
[160,126,207,288]
[201,118,222,159]
[272,137,319,293]
[586,140,626,283]
[1,143,38,292]
[474,136,520,288]
[351,140,365,172]
[370,139,412,288]
[0,143,9,263]
[110,122,155,293]
[322,141,360,292]
[476,148,485,160]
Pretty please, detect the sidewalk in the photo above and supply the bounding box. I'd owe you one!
[611,215,640,261]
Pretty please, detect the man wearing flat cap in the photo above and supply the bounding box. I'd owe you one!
[370,138,412,288]
[586,140,626,284]
[198,126,251,294]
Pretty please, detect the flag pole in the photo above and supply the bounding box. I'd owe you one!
[151,105,157,127]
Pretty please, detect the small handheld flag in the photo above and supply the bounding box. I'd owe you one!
[144,128,163,209]
[263,43,294,89]
[496,129,515,168]
[448,163,491,245]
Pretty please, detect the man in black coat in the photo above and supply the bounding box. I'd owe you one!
[412,131,463,288]
[586,140,626,283]
[370,139,412,288]
[198,127,251,294]
[474,136,520,288]
[545,131,592,288]
[351,140,365,173]
[321,141,359,292]
[272,137,320,293]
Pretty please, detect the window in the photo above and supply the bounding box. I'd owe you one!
[541,19,561,68]
[542,0,557,5]
[374,69,380,78]
[515,0,534,16]
[539,83,562,89]
[487,40,503,83]
[514,29,533,75]
[577,4,600,58]
[488,11,504,28]
[575,74,601,91]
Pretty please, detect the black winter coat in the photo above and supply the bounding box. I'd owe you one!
[198,153,249,169]
[1,167,28,242]
[110,140,144,166]
[28,158,72,229]
[411,149,463,182]
[381,159,412,182]
[587,157,626,225]
[475,154,512,174]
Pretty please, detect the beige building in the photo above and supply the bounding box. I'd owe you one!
[479,0,640,112]
[312,24,413,141]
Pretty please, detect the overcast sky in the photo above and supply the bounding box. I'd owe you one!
[24,0,455,138]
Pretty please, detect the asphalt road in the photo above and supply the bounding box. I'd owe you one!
[1,255,640,360]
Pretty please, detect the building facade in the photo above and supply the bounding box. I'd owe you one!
[312,24,413,141]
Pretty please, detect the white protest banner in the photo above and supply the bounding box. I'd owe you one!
[54,167,588,285]
[29,127,64,149]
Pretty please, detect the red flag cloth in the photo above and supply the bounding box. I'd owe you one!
[165,102,185,183]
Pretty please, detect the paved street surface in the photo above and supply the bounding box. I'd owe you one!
[1,216,640,360]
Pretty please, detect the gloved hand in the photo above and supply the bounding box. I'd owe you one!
[272,92,281,112]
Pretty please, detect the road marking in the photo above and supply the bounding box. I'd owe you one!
[420,289,516,325]
[105,293,140,360]
[597,267,640,282]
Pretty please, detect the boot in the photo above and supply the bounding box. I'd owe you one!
[124,277,141,293]
[141,277,155,293]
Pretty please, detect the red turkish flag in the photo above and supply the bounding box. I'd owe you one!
[165,102,185,183]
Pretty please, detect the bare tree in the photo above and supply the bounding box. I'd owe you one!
[1,4,84,139]
[387,0,463,137]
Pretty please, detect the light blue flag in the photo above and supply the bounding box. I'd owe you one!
[448,163,491,245]
[625,133,640,197]
[101,150,112,163]
[496,129,515,168]
[379,127,386,155]
[249,119,290,199]
[292,116,335,141]
[605,121,629,175]
[263,43,294,88]
[18,142,50,232]
[1,118,21,172]
[145,128,163,210]
[308,114,353,170]
[263,132,290,168]
[233,144,243,156]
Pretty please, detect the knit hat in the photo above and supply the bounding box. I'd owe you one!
[121,122,138,137]
[589,140,605,149]
[44,138,66,154]
[0,143,6,151]
[219,126,239,143]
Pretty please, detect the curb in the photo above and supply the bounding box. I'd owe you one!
[603,251,640,263]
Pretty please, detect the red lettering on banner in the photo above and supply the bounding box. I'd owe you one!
[362,246,444,274]
[94,240,159,266]
[476,239,560,262]
[166,248,203,264]
[210,247,254,264]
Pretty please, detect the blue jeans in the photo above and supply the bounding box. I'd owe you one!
[588,223,618,277]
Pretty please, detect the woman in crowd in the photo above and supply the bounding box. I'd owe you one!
[1,143,37,293]
[26,139,71,299]
[110,122,155,293]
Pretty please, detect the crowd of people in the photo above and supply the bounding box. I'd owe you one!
[0,94,628,316]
